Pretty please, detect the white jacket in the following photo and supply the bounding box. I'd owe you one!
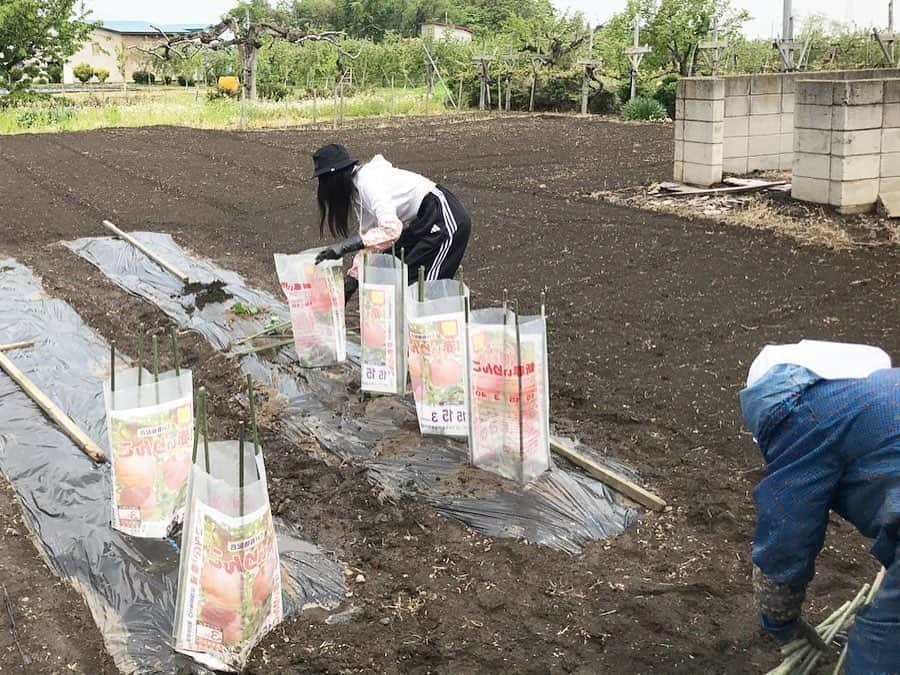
[352,155,435,248]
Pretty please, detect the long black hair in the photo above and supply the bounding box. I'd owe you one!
[317,167,357,239]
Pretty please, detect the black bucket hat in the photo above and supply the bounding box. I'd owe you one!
[312,143,358,177]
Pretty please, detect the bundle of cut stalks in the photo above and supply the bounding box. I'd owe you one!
[767,567,886,675]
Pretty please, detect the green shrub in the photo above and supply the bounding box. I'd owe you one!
[622,96,668,121]
[177,75,196,87]
[73,63,94,84]
[47,63,63,83]
[0,91,53,108]
[133,70,155,85]
[24,64,41,78]
[258,82,290,101]
[94,68,110,83]
[589,88,619,115]
[653,74,679,118]
[163,75,173,85]
[8,67,24,83]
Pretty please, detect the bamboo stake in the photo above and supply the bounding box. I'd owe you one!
[831,567,889,675]
[233,320,291,345]
[192,389,201,463]
[200,386,210,472]
[456,264,464,288]
[230,338,295,358]
[238,421,245,518]
[171,327,180,376]
[418,265,425,303]
[109,340,116,392]
[0,342,34,352]
[137,325,144,387]
[549,438,667,511]
[0,350,106,463]
[102,220,190,283]
[152,335,159,382]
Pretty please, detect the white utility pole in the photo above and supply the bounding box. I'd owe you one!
[624,20,651,100]
[874,0,898,66]
[698,17,728,76]
[775,0,795,71]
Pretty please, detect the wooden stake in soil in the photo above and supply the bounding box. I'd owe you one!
[0,349,106,463]
[0,341,34,353]
[101,220,190,284]
[549,438,667,511]
[540,290,546,319]
[457,265,464,290]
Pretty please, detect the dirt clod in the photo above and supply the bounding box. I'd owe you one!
[182,280,233,309]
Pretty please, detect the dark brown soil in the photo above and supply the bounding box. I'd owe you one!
[0,115,896,673]
[183,279,233,309]
[0,480,115,673]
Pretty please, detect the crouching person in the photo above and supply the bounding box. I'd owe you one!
[739,340,900,674]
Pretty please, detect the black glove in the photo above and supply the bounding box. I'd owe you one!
[343,276,359,304]
[315,233,364,264]
[794,618,829,651]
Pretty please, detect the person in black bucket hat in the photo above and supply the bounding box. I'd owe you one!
[312,143,471,302]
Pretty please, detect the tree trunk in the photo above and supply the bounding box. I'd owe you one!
[240,42,260,101]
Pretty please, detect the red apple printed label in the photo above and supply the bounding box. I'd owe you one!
[277,260,345,367]
[408,312,468,436]
[468,328,547,481]
[360,284,398,393]
[107,395,194,538]
[177,501,283,668]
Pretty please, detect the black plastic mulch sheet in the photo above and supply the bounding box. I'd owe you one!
[69,234,642,555]
[0,260,344,673]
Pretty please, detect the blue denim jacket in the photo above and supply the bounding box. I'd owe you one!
[741,365,900,674]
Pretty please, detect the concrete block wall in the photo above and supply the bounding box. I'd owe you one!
[881,79,900,194]
[792,78,899,213]
[675,68,900,186]
[674,79,725,186]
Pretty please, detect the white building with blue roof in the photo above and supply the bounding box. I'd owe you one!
[63,20,209,85]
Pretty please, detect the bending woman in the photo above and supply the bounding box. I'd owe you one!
[312,143,471,301]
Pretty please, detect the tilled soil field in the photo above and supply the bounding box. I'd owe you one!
[0,115,897,674]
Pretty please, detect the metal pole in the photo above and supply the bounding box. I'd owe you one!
[783,0,793,44]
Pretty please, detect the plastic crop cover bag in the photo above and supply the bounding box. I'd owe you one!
[274,250,345,367]
[405,279,470,437]
[174,441,283,672]
[467,308,551,483]
[359,253,408,394]
[103,367,194,538]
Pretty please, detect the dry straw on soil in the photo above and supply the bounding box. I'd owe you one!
[592,188,900,251]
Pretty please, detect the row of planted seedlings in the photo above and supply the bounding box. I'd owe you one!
[274,246,552,484]
[104,328,281,671]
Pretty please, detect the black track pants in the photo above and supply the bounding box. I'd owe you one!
[396,186,471,285]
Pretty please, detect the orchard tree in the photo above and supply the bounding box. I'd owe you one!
[647,0,748,76]
[142,13,353,100]
[0,0,96,84]
[598,0,748,77]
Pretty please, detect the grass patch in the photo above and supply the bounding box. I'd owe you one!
[0,86,452,134]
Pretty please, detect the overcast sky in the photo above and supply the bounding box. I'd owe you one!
[83,0,892,38]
